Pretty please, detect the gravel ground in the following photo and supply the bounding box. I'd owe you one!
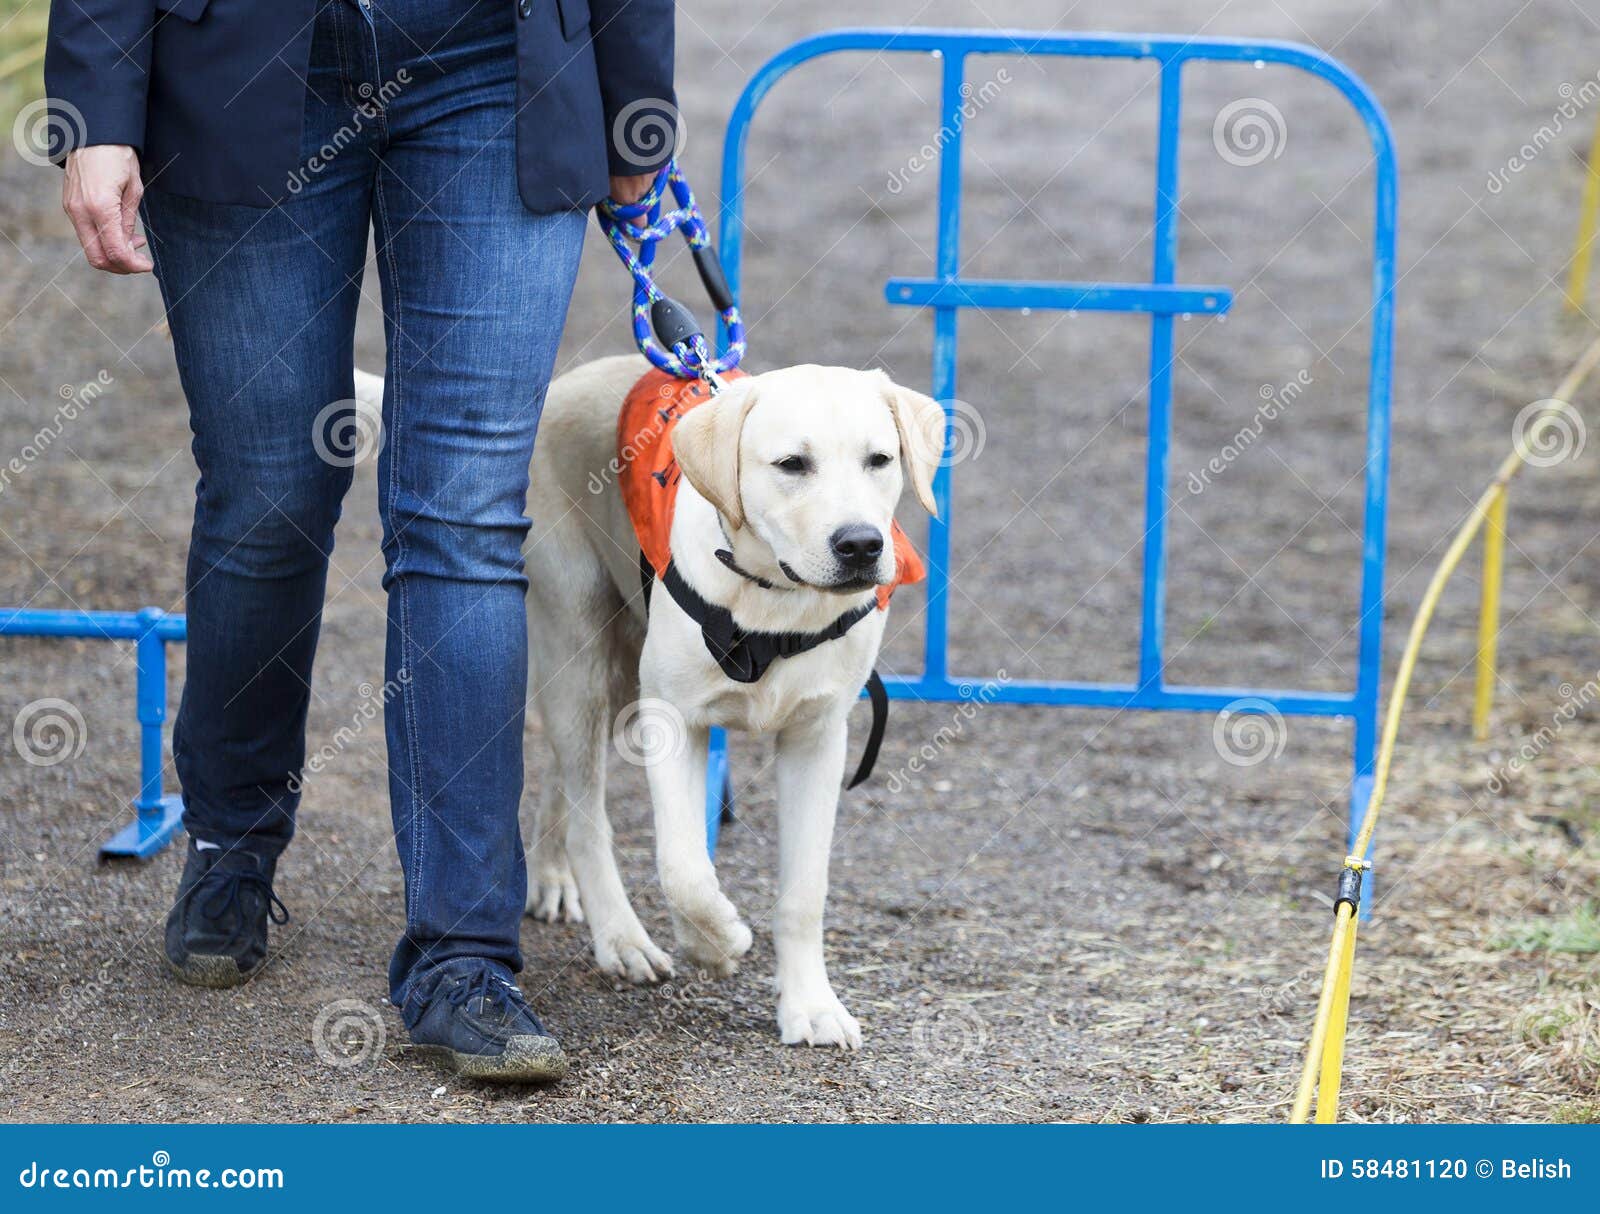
[2,0,1599,1123]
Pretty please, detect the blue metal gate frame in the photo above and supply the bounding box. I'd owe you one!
[707,28,1397,902]
[0,607,186,858]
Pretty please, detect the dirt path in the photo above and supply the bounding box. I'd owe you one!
[2,0,1597,1122]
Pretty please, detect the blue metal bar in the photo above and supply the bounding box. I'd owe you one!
[1,606,188,858]
[705,728,730,853]
[886,278,1231,315]
[877,674,1357,715]
[1137,59,1184,692]
[920,48,969,687]
[0,607,187,642]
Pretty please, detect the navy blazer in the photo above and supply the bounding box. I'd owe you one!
[44,0,675,212]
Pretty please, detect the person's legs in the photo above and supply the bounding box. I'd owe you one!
[353,0,587,1015]
[141,0,378,981]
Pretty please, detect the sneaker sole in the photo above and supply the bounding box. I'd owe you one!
[418,1035,569,1084]
[165,953,258,989]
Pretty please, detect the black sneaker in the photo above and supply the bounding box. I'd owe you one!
[163,839,289,988]
[404,963,569,1083]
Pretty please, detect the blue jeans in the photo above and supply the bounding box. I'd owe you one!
[141,0,587,1011]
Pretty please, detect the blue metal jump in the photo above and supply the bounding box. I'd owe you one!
[0,607,187,858]
[709,28,1397,911]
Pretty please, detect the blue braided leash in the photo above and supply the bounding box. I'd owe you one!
[595,160,746,387]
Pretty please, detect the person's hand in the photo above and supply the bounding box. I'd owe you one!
[608,172,657,212]
[62,145,153,274]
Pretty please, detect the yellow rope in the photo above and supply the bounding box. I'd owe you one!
[1289,330,1600,1123]
[1472,487,1507,741]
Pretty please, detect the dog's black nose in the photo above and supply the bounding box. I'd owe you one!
[830,524,884,569]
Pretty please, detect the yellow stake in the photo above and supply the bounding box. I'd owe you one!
[1473,487,1507,741]
[1290,902,1355,1123]
[1567,112,1600,312]
[1289,331,1600,1124]
[1315,913,1358,1122]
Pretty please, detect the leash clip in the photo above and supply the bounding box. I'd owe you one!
[596,160,746,384]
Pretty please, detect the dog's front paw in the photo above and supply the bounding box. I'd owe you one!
[673,908,753,978]
[525,862,583,924]
[592,920,674,985]
[777,989,862,1050]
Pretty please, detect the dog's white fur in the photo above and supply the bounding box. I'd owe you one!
[523,355,941,1048]
[356,355,941,1048]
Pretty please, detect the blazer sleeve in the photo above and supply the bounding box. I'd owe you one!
[44,0,157,158]
[588,0,677,178]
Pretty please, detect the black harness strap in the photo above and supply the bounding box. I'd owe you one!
[639,551,889,788]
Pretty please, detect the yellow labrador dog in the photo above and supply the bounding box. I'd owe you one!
[519,354,941,1048]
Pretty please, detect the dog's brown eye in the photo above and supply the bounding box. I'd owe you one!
[867,452,893,469]
[775,455,810,474]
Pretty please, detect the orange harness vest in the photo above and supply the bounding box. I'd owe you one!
[617,368,926,610]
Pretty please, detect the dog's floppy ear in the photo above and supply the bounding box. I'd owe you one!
[879,374,944,518]
[672,384,760,530]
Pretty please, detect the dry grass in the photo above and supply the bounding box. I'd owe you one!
[0,1,46,130]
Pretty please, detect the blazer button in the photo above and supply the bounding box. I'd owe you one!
[518,0,532,15]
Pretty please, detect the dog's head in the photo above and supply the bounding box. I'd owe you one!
[672,365,943,592]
